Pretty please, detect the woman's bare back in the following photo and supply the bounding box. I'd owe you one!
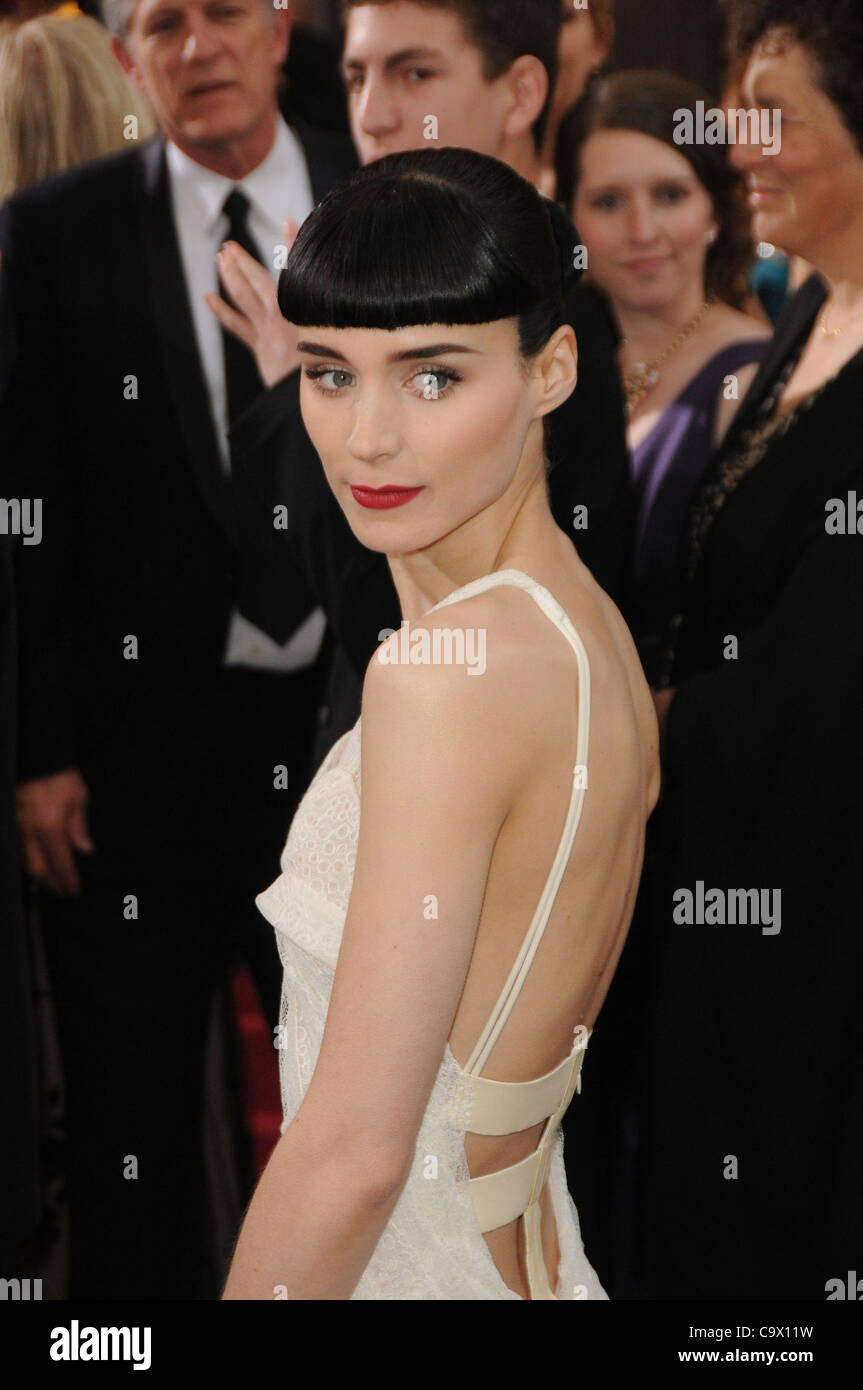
[438,546,659,1298]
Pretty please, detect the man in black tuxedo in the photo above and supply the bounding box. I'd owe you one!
[0,538,40,1276]
[216,0,633,770]
[0,0,354,1298]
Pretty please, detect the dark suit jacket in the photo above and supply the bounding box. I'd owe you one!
[281,24,350,134]
[0,538,40,1262]
[230,209,633,765]
[0,123,356,872]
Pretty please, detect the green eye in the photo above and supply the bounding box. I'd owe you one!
[411,367,462,399]
[303,366,355,394]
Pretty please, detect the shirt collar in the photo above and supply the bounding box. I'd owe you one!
[165,118,306,236]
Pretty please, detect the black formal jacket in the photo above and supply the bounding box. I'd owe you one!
[583,274,863,1299]
[0,538,40,1263]
[230,212,633,766]
[0,123,355,872]
[281,24,350,134]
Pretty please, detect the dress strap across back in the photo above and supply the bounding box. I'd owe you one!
[425,568,593,1300]
[427,568,591,1075]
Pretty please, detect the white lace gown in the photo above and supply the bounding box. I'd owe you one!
[256,572,609,1300]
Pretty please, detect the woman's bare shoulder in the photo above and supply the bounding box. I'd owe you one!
[363,585,555,709]
[360,582,574,781]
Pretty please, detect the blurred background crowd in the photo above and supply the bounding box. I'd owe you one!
[1,0,861,1302]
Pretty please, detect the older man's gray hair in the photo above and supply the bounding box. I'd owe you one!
[101,0,279,41]
[101,0,138,39]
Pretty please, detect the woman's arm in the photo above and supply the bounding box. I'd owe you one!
[220,1118,408,1301]
[223,617,519,1299]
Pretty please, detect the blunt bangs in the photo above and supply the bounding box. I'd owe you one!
[277,151,558,334]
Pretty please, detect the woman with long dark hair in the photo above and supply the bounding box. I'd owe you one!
[221,147,658,1300]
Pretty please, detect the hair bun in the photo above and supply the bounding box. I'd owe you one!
[543,196,584,296]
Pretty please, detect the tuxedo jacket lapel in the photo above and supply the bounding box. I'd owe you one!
[136,136,237,546]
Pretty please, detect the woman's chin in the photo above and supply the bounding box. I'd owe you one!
[752,207,796,253]
[342,511,424,557]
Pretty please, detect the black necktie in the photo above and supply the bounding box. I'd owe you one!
[219,187,265,423]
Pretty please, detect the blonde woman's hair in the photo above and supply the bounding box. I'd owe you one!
[0,11,156,200]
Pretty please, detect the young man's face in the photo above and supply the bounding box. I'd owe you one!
[342,2,516,165]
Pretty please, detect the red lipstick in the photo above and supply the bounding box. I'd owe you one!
[350,485,424,510]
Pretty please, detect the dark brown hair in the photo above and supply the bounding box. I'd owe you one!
[555,69,755,309]
[340,0,561,149]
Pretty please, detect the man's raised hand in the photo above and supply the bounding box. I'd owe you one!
[205,217,302,389]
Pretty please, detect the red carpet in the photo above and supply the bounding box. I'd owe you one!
[230,967,282,1176]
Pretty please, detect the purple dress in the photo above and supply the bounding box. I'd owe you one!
[629,340,768,682]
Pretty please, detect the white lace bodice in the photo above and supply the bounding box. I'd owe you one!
[255,570,608,1300]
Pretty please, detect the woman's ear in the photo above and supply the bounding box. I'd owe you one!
[532,325,578,418]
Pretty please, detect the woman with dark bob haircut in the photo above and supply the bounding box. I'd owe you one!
[221,147,659,1301]
[556,70,770,683]
[581,0,863,1302]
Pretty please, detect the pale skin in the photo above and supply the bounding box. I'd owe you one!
[16,0,289,893]
[222,316,659,1299]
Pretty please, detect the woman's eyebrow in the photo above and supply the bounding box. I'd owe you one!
[296,342,482,362]
[389,344,481,361]
[296,341,348,359]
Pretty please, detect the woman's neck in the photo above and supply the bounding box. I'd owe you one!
[801,212,863,296]
[821,274,863,312]
[386,466,569,625]
[615,283,710,368]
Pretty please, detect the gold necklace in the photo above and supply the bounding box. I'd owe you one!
[817,299,863,339]
[623,301,712,418]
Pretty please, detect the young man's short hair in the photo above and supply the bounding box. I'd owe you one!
[340,0,562,149]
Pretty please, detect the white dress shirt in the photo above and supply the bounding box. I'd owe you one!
[166,119,326,671]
